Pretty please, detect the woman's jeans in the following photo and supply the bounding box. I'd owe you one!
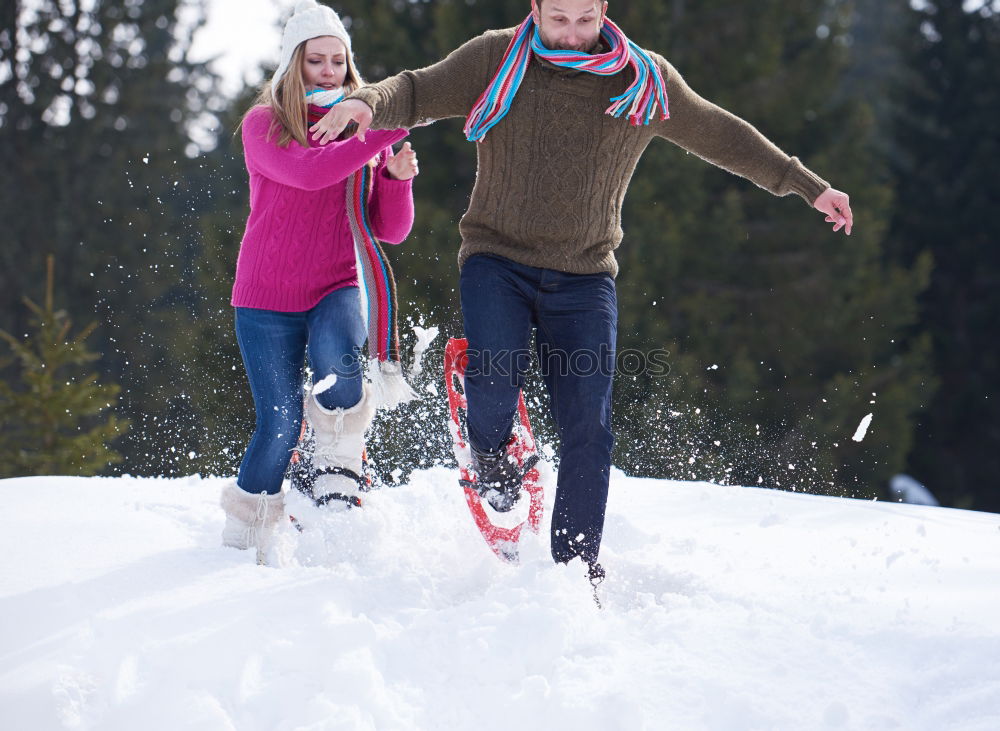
[235,286,366,495]
[460,254,617,565]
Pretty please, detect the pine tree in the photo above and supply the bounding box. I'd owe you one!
[608,0,934,497]
[0,256,129,477]
[1,0,230,476]
[889,1,1000,511]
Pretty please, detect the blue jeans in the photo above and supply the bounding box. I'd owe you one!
[234,286,366,494]
[460,254,617,565]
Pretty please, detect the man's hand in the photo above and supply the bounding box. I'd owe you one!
[386,142,419,181]
[310,99,373,145]
[813,188,853,235]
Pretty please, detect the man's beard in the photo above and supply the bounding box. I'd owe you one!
[549,38,601,53]
[539,29,603,54]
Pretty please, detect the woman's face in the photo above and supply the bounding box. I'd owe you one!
[301,36,348,92]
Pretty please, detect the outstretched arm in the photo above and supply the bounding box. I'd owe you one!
[653,56,853,235]
[242,107,407,190]
[311,30,503,145]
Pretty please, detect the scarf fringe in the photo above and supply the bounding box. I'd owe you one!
[344,164,419,411]
[368,358,418,410]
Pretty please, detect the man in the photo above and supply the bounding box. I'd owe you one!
[311,0,853,580]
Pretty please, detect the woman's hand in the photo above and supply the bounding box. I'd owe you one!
[310,99,373,144]
[386,142,419,181]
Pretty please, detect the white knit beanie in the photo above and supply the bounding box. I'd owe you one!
[272,1,353,87]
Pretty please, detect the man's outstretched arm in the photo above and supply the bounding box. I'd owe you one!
[653,56,853,235]
[311,31,503,145]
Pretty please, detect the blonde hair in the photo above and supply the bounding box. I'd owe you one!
[240,40,365,149]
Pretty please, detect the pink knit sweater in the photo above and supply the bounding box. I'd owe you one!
[232,105,413,312]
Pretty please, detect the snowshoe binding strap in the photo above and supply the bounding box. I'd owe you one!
[460,454,540,511]
[311,466,365,509]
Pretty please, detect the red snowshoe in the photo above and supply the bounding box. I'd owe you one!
[444,338,544,563]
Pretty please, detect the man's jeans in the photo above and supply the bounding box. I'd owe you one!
[460,254,617,565]
[234,286,366,495]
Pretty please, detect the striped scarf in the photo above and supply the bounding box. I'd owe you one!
[464,15,669,142]
[308,90,415,409]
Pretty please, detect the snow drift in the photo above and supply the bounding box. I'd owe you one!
[1,467,999,730]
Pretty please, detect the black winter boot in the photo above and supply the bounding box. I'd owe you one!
[470,441,537,513]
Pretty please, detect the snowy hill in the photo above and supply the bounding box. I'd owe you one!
[1,467,999,730]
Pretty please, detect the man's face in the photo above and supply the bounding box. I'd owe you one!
[531,0,608,53]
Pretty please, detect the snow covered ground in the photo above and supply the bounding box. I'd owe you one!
[2,467,999,730]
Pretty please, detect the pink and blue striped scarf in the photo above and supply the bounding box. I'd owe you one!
[465,15,669,142]
[309,90,415,409]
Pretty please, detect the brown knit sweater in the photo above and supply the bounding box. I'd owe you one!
[351,28,829,277]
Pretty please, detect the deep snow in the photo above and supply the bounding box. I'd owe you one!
[1,467,999,730]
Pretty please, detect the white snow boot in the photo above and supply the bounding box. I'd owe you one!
[220,481,285,564]
[305,384,376,509]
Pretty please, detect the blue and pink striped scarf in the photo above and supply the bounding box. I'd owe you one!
[465,15,669,142]
[308,90,415,409]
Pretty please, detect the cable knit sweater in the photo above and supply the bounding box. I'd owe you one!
[232,105,413,312]
[351,28,829,277]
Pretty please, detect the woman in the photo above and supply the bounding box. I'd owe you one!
[221,0,418,562]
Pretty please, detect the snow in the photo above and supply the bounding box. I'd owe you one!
[853,413,874,442]
[409,325,440,377]
[312,374,338,396]
[2,468,999,730]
